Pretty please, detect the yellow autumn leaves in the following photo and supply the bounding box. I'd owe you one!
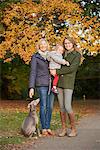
[0,0,99,63]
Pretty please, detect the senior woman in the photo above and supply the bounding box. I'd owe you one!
[29,39,54,136]
[52,37,81,137]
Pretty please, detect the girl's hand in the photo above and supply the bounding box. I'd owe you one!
[65,61,70,66]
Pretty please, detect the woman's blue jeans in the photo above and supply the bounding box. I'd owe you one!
[37,86,54,129]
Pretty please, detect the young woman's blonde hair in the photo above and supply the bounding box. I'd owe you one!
[36,38,50,51]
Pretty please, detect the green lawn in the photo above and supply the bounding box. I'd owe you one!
[0,110,80,147]
[0,111,27,145]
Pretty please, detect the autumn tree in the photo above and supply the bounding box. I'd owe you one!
[78,0,99,17]
[0,0,99,63]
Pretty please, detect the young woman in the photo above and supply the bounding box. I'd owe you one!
[29,39,54,136]
[52,37,81,137]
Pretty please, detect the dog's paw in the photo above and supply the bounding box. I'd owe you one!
[34,136,38,140]
[38,134,42,137]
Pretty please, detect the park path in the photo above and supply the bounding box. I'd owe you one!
[24,112,100,150]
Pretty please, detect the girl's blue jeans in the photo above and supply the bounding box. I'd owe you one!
[37,86,54,129]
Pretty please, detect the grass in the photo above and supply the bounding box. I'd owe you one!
[0,111,27,131]
[0,100,86,148]
[1,99,99,149]
[0,111,27,146]
[0,110,81,147]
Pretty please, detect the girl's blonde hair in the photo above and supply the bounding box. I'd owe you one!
[55,43,63,51]
[36,38,50,51]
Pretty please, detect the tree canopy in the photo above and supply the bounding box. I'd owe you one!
[0,0,99,63]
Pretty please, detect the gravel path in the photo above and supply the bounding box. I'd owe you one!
[24,113,100,150]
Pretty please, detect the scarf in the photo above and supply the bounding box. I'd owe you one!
[38,50,48,60]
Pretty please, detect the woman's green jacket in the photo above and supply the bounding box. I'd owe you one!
[56,50,81,90]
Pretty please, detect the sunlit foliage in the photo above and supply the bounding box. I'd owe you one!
[0,0,99,63]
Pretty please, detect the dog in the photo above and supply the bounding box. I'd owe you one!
[21,98,41,138]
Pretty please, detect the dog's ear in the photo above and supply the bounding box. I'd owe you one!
[34,98,40,106]
[28,98,40,108]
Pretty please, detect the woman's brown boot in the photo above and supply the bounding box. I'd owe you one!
[68,112,77,137]
[58,112,67,137]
